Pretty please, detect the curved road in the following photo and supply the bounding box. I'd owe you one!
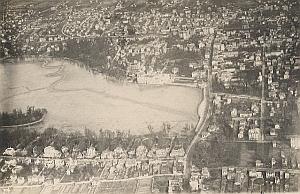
[183,32,216,179]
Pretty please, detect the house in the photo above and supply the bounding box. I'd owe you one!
[270,128,278,136]
[54,159,65,168]
[170,146,185,157]
[192,70,200,78]
[101,149,114,159]
[201,167,210,178]
[239,111,253,118]
[128,149,135,159]
[113,146,127,159]
[11,165,23,174]
[231,108,238,117]
[251,103,260,114]
[16,148,27,157]
[45,160,55,169]
[76,152,84,159]
[201,132,211,139]
[66,158,77,170]
[190,172,201,191]
[222,167,228,176]
[10,174,18,183]
[290,137,300,149]
[266,171,275,178]
[61,146,69,156]
[86,146,97,159]
[156,148,169,158]
[43,146,61,158]
[248,128,261,141]
[136,145,148,159]
[125,159,136,168]
[256,160,263,167]
[271,158,276,167]
[249,170,262,178]
[17,176,25,185]
[37,175,45,184]
[227,168,236,180]
[238,130,244,139]
[169,179,183,193]
[3,148,16,156]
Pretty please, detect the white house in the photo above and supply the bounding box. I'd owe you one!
[43,146,61,158]
[136,145,148,159]
[3,148,16,156]
[86,146,97,159]
[291,137,300,149]
[248,128,261,141]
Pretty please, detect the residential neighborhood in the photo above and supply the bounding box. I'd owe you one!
[0,0,300,193]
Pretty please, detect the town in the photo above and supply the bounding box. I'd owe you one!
[0,0,300,193]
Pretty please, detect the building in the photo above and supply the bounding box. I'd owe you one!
[3,148,16,156]
[248,128,261,141]
[290,136,300,149]
[101,149,114,159]
[201,167,210,178]
[136,145,148,159]
[113,146,128,159]
[170,146,185,157]
[168,178,183,193]
[86,146,97,159]
[190,171,201,191]
[43,146,61,158]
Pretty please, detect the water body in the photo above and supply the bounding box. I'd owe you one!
[0,59,202,134]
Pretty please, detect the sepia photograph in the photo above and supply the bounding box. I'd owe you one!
[0,0,300,193]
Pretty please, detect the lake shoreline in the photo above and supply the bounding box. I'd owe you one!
[0,56,203,135]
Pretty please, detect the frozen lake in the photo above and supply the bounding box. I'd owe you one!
[0,59,202,134]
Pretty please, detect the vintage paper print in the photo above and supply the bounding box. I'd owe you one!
[0,0,300,193]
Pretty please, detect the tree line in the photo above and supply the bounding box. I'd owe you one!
[0,106,47,126]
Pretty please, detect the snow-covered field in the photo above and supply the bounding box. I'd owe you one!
[0,60,202,134]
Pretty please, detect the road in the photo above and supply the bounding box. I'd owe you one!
[260,46,266,141]
[212,92,261,101]
[183,32,216,179]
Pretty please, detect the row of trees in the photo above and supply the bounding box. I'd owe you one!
[0,121,195,159]
[0,106,47,126]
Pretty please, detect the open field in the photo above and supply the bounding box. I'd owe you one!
[0,60,202,134]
